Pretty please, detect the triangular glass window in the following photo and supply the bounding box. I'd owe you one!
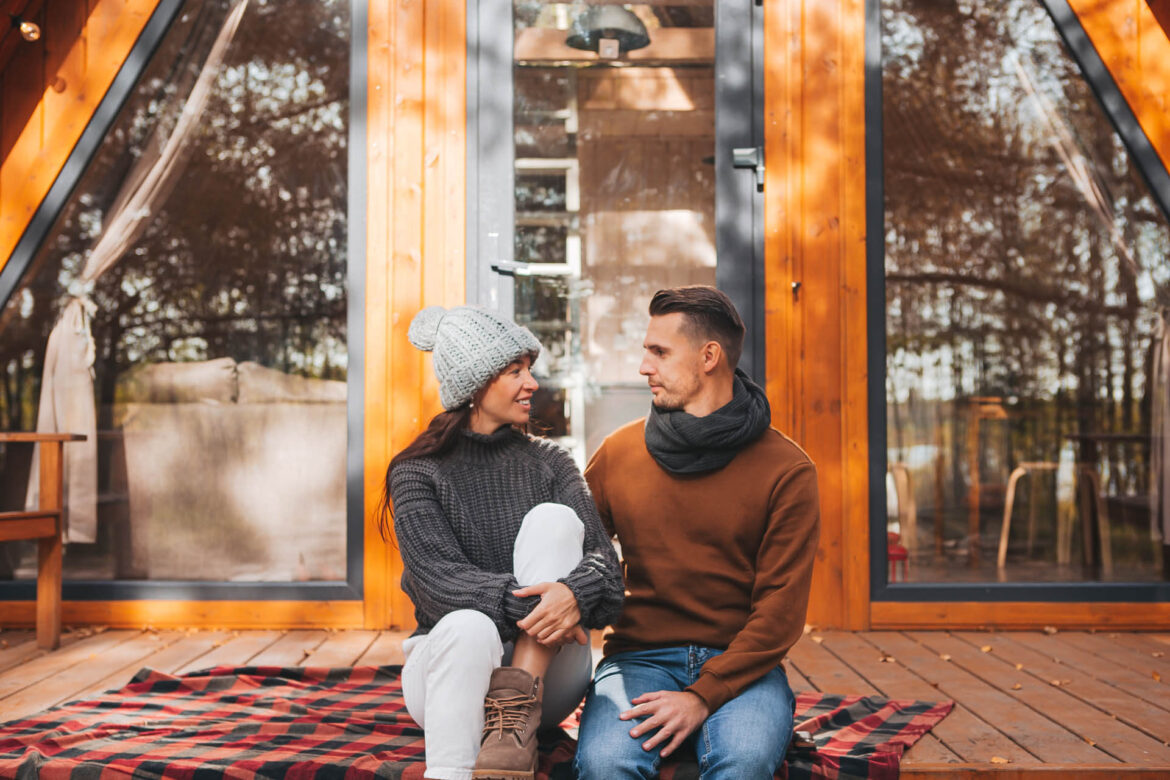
[882,0,1170,584]
[0,0,351,586]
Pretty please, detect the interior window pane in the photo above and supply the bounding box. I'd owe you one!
[512,2,716,463]
[883,0,1170,584]
[0,0,350,583]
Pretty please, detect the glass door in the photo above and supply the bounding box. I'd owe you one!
[469,0,762,465]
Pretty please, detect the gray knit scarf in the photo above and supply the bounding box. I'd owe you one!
[643,369,772,474]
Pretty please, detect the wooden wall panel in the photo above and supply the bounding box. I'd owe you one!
[765,0,869,629]
[0,0,156,272]
[363,0,466,629]
[1066,0,1170,171]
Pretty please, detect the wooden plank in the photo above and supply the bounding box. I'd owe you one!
[786,636,879,696]
[303,630,380,667]
[248,630,328,667]
[0,599,365,629]
[0,516,56,540]
[871,601,1170,630]
[865,632,1107,765]
[172,630,282,675]
[0,629,66,674]
[67,629,236,701]
[355,631,408,666]
[809,632,963,764]
[784,659,815,692]
[831,632,1032,765]
[1053,632,1170,684]
[787,635,958,764]
[0,630,183,720]
[35,436,62,649]
[362,0,393,631]
[838,0,870,634]
[950,632,1170,745]
[908,632,1170,766]
[0,0,157,271]
[1068,0,1170,174]
[903,767,1170,779]
[0,629,135,700]
[1006,631,1170,715]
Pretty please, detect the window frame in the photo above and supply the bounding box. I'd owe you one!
[866,0,1170,603]
[0,0,367,602]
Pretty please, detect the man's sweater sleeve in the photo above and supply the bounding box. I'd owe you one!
[685,462,820,713]
[547,444,625,629]
[390,461,536,641]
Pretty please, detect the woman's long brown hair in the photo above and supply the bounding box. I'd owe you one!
[376,404,472,541]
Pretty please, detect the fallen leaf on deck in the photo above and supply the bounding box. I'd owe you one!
[1049,679,1063,686]
[1011,683,1022,690]
[1043,626,1058,635]
[940,653,952,661]
[1086,739,1096,746]
[879,653,895,663]
[981,645,992,653]
[1015,663,1024,670]
[1153,651,1165,658]
[990,756,1010,764]
[1154,671,1162,682]
[811,635,824,644]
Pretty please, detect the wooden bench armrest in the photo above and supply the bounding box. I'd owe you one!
[0,433,87,443]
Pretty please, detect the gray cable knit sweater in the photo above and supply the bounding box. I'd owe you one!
[389,426,625,641]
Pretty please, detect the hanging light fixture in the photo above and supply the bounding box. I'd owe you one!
[565,6,650,56]
[13,16,41,42]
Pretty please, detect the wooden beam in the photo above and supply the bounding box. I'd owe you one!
[0,600,366,629]
[363,0,466,629]
[1066,0,1170,172]
[0,0,157,272]
[871,601,1170,630]
[765,0,869,629]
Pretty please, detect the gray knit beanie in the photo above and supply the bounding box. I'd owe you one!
[408,305,543,410]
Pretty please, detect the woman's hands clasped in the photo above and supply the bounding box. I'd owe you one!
[513,582,587,647]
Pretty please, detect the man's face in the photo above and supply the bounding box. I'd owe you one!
[640,313,705,412]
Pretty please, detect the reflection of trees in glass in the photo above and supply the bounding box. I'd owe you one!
[0,0,349,435]
[884,0,1170,577]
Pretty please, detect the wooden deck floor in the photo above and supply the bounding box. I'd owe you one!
[0,627,1168,778]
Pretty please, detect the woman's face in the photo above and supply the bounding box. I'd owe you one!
[470,355,539,433]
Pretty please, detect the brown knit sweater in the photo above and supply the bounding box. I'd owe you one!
[584,418,820,713]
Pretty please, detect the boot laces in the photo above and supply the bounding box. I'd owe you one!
[483,692,536,737]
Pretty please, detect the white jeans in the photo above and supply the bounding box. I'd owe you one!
[401,503,594,780]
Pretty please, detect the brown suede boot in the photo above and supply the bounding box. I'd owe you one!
[471,666,542,780]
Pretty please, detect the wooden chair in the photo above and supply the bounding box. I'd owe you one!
[0,432,86,649]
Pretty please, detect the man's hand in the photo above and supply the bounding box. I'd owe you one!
[620,690,710,757]
[514,582,583,646]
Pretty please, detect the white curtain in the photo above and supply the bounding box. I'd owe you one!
[1152,309,1170,548]
[26,0,249,542]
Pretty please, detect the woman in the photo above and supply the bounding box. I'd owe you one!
[380,305,624,780]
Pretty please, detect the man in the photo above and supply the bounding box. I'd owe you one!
[574,285,820,779]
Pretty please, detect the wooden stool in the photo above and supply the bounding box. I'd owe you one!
[0,432,86,649]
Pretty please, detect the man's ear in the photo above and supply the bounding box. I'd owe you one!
[700,340,723,374]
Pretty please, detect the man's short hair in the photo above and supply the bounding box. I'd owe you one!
[649,286,745,369]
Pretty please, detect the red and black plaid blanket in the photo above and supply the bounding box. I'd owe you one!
[0,665,951,780]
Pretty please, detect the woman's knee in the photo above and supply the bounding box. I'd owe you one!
[427,609,503,663]
[514,504,584,585]
[520,503,584,544]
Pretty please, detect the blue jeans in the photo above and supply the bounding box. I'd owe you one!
[573,646,795,780]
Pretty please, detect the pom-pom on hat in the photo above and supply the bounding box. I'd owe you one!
[407,305,542,410]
